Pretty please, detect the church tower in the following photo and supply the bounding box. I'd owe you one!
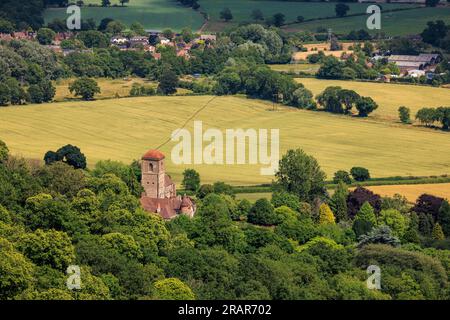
[141,149,166,198]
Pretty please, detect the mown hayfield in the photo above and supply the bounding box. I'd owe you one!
[53,78,151,102]
[199,0,415,32]
[268,63,320,75]
[44,0,204,31]
[284,7,450,36]
[363,183,450,202]
[296,78,450,122]
[236,192,272,202]
[1,96,449,185]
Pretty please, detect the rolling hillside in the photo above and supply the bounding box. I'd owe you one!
[44,0,204,31]
[1,96,449,185]
[296,78,450,122]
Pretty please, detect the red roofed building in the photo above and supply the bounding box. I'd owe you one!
[140,149,195,219]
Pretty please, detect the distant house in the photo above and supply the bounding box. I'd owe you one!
[0,31,35,41]
[177,49,190,58]
[200,34,216,42]
[62,48,94,57]
[130,36,149,47]
[408,69,426,78]
[110,36,129,46]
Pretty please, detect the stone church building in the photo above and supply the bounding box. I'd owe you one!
[139,149,195,219]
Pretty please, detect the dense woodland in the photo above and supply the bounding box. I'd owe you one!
[1,140,450,300]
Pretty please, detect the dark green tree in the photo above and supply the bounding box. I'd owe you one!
[275,149,327,203]
[356,96,378,117]
[350,167,370,182]
[157,68,178,95]
[335,4,350,17]
[182,169,200,191]
[398,106,411,124]
[248,198,278,226]
[69,77,101,100]
[220,8,233,22]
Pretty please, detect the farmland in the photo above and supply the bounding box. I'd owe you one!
[44,0,204,31]
[198,0,416,32]
[53,77,150,101]
[361,183,450,202]
[42,1,449,36]
[296,78,450,122]
[268,63,320,75]
[1,95,449,185]
[284,7,450,36]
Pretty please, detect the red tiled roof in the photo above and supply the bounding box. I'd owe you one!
[140,196,181,219]
[142,149,165,160]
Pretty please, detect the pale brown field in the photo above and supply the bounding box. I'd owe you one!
[292,42,356,61]
[363,183,450,202]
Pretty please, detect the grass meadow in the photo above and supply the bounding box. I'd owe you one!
[1,95,449,185]
[296,78,450,122]
[44,0,204,31]
[283,7,450,36]
[198,0,415,32]
[268,63,320,75]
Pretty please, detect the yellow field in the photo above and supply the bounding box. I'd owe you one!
[297,78,450,122]
[292,42,356,61]
[363,183,450,202]
[0,96,449,185]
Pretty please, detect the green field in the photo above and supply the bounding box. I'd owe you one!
[268,63,320,75]
[44,0,204,31]
[1,95,449,185]
[296,78,450,122]
[199,0,415,32]
[284,7,450,36]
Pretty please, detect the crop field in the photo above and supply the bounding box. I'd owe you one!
[44,0,204,31]
[296,78,450,122]
[362,183,450,202]
[284,7,450,36]
[199,0,415,32]
[1,96,450,185]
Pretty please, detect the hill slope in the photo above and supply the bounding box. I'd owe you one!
[0,96,449,184]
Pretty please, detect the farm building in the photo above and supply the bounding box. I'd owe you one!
[388,54,440,73]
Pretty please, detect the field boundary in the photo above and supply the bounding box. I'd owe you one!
[178,175,450,196]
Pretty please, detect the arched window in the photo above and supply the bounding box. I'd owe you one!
[149,163,154,172]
